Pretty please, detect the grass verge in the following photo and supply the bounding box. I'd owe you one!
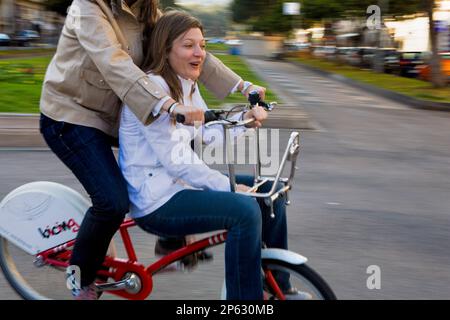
[0,53,278,113]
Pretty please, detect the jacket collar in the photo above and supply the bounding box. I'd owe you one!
[120,0,144,18]
[110,0,143,19]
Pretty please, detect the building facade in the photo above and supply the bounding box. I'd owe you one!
[0,0,63,41]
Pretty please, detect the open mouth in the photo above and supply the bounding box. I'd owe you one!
[189,62,202,68]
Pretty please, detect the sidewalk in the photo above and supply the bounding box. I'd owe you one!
[0,106,311,148]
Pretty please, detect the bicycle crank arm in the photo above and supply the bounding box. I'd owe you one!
[95,273,141,294]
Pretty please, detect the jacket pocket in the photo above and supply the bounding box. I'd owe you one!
[73,69,119,115]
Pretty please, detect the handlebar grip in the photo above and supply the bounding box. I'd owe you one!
[175,110,219,124]
[176,114,185,123]
[204,110,219,123]
[248,90,261,106]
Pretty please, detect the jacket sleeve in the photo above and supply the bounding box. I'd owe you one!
[200,53,242,100]
[139,115,231,192]
[72,0,167,125]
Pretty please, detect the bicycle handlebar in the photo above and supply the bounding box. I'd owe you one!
[175,91,276,124]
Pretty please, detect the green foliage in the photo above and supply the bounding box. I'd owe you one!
[0,56,52,113]
[200,54,279,107]
[0,53,279,112]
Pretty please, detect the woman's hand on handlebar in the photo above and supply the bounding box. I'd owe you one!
[173,104,204,125]
[243,105,268,128]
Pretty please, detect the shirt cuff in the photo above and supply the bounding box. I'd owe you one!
[230,79,243,94]
[152,96,171,117]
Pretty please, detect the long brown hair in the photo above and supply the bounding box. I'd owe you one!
[142,10,204,103]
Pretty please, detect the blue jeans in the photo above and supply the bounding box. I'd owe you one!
[39,113,130,287]
[135,175,289,300]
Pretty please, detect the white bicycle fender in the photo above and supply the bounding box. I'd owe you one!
[221,248,308,299]
[261,248,308,265]
[0,181,89,254]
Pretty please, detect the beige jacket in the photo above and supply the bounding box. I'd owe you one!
[40,0,241,137]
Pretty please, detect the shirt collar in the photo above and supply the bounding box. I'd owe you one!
[177,75,198,98]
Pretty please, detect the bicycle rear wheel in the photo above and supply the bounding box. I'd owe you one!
[262,258,337,300]
[0,237,73,299]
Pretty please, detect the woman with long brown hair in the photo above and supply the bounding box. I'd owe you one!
[40,0,265,299]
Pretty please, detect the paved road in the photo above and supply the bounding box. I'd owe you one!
[1,58,449,299]
[245,58,450,299]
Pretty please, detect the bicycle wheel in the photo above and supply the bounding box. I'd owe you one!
[0,237,74,300]
[262,258,337,300]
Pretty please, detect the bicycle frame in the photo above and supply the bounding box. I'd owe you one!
[35,219,289,300]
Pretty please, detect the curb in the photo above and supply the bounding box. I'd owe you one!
[0,113,46,148]
[0,104,311,148]
[288,59,450,112]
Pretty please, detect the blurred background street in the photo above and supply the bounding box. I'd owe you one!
[0,0,449,300]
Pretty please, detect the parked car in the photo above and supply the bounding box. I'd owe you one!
[344,47,364,66]
[397,51,430,78]
[358,47,377,69]
[418,52,450,83]
[207,38,225,44]
[335,47,353,64]
[381,49,401,74]
[312,46,336,60]
[12,30,40,47]
[225,39,242,46]
[0,33,11,46]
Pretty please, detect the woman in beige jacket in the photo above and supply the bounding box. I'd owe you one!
[39,0,264,299]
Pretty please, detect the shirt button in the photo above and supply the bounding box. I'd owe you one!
[144,81,149,85]
[155,91,159,95]
[99,79,105,85]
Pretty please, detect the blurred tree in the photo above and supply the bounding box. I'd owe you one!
[230,0,294,35]
[45,0,72,15]
[424,0,446,88]
[360,0,445,87]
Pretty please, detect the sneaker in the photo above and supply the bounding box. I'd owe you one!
[283,287,313,300]
[72,283,99,300]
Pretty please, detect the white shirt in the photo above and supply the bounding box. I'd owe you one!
[119,73,246,219]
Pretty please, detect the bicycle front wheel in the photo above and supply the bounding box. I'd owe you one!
[0,237,74,300]
[262,258,337,300]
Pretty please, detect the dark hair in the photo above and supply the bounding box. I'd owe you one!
[142,10,204,103]
[140,0,160,58]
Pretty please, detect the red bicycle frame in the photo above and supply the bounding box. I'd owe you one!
[36,218,286,300]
